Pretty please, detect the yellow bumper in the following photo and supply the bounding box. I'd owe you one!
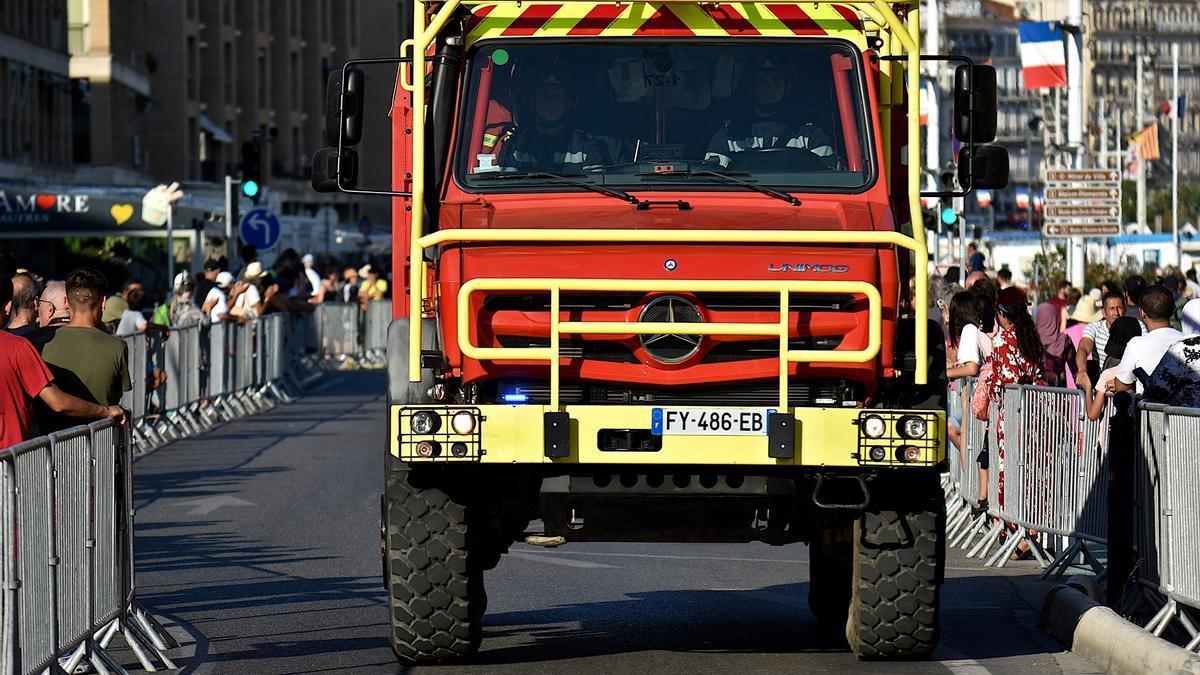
[391,405,945,467]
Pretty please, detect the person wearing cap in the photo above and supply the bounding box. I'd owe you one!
[499,68,612,172]
[195,259,222,309]
[705,58,836,169]
[169,275,205,327]
[228,261,268,321]
[302,254,321,300]
[202,271,235,321]
[358,264,388,308]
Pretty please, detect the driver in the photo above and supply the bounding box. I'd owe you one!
[704,59,835,168]
[499,70,611,172]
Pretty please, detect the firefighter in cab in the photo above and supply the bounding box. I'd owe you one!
[705,58,836,170]
[499,66,611,172]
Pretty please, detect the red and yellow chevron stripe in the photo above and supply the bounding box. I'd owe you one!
[464,2,867,44]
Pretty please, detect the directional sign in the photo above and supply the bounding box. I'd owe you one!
[239,207,281,249]
[1042,167,1122,237]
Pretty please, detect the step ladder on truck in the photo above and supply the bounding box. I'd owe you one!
[312,0,1009,664]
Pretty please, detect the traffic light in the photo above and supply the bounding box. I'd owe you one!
[939,198,958,229]
[240,134,263,203]
[939,163,959,231]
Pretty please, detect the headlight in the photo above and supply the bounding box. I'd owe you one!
[896,446,922,463]
[869,446,887,462]
[450,410,477,435]
[450,442,469,457]
[862,415,886,439]
[899,416,927,439]
[415,440,441,457]
[411,411,440,434]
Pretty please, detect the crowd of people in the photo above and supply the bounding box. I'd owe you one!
[0,248,390,448]
[939,247,1200,556]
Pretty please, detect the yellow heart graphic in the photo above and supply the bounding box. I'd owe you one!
[110,203,134,225]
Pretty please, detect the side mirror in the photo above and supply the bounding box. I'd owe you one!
[958,145,1009,190]
[311,147,359,192]
[954,65,997,143]
[324,67,365,147]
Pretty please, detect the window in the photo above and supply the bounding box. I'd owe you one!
[456,41,874,192]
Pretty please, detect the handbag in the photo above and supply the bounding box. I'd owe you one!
[971,361,993,421]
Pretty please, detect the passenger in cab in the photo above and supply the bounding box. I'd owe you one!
[704,58,835,169]
[499,69,611,172]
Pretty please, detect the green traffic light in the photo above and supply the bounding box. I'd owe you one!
[242,180,260,198]
[940,207,957,226]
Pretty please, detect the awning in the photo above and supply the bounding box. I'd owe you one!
[199,115,233,144]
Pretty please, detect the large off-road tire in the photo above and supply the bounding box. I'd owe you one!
[846,477,945,659]
[808,523,853,626]
[385,467,485,665]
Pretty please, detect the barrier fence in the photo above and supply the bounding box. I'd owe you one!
[944,378,1200,651]
[0,301,393,671]
[119,302,391,453]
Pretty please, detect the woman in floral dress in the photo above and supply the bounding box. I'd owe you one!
[978,287,1047,515]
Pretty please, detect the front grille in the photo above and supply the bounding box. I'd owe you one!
[496,335,638,363]
[482,292,857,313]
[487,379,862,406]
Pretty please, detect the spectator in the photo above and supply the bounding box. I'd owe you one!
[228,262,268,321]
[967,242,985,273]
[1046,280,1071,320]
[169,276,205,327]
[4,272,41,337]
[1170,274,1191,331]
[358,264,388,308]
[102,278,143,332]
[263,266,316,316]
[302,254,322,300]
[1123,275,1147,319]
[1075,291,1134,389]
[202,272,235,321]
[944,265,961,285]
[997,267,1014,290]
[1187,269,1200,299]
[342,267,361,304]
[946,291,990,455]
[1112,285,1184,394]
[196,259,221,306]
[116,287,149,336]
[1145,335,1200,408]
[1100,279,1122,298]
[971,276,998,335]
[1062,287,1083,329]
[1082,317,1142,420]
[1183,296,1200,334]
[975,286,1047,523]
[0,274,124,446]
[39,268,133,433]
[315,267,341,304]
[1036,301,1074,386]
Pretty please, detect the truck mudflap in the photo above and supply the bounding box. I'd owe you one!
[391,404,944,467]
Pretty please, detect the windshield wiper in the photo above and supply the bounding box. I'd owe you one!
[639,169,801,206]
[476,170,641,206]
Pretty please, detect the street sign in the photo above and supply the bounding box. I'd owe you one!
[239,208,281,249]
[1042,168,1122,237]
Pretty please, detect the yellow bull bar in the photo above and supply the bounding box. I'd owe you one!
[406,0,928,392]
[457,277,882,409]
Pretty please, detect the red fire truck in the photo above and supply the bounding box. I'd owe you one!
[313,0,1006,664]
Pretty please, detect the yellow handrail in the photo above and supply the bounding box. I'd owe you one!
[457,277,882,408]
[405,0,928,392]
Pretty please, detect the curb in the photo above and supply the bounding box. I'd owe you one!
[1041,582,1200,674]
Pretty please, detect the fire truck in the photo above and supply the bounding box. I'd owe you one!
[313,0,1006,664]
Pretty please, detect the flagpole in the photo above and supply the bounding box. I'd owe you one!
[1136,51,1147,233]
[1173,42,1180,270]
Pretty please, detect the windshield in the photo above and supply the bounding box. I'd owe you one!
[456,41,872,192]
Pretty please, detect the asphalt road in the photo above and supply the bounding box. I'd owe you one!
[131,371,1096,674]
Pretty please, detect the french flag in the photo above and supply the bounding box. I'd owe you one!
[1018,22,1067,90]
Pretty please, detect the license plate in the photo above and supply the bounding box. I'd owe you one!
[650,408,773,436]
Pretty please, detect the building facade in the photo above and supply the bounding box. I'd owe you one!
[0,0,73,181]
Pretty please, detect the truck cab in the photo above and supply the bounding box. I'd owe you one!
[312,0,1006,665]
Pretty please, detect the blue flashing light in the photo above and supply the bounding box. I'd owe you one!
[501,392,529,403]
[242,179,260,198]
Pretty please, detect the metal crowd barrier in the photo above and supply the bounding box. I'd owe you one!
[944,381,1111,578]
[1,419,176,674]
[1128,403,1200,648]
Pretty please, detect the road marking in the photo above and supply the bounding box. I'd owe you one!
[512,548,808,565]
[507,552,618,568]
[175,495,256,516]
[934,647,993,675]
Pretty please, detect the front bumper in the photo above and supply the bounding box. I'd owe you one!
[391,405,945,468]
